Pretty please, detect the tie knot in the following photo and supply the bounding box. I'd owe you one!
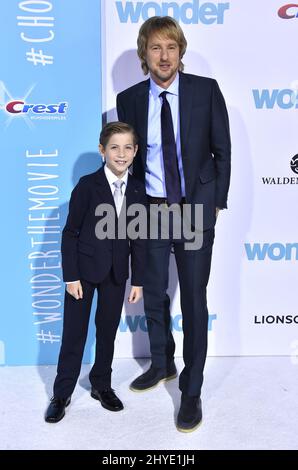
[159,91,168,100]
[113,179,124,191]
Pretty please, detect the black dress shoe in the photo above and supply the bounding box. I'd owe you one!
[177,395,202,432]
[91,387,123,412]
[45,396,71,423]
[130,363,177,392]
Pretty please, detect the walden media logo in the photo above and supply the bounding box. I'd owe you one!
[115,1,230,24]
[290,154,298,174]
[261,155,298,185]
[252,88,298,109]
[245,243,298,261]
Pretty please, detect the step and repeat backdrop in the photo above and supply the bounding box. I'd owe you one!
[1,0,297,365]
[0,1,102,365]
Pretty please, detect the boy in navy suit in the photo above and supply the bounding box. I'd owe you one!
[45,122,146,423]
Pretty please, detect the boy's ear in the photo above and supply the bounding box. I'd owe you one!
[99,144,105,159]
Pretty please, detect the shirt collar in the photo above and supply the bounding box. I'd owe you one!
[149,72,179,100]
[104,164,128,187]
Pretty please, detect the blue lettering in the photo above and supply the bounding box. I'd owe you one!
[267,243,285,260]
[200,2,218,24]
[276,89,295,109]
[22,104,34,113]
[46,104,58,113]
[139,315,148,332]
[57,102,67,113]
[253,89,298,109]
[115,1,230,24]
[32,104,46,113]
[143,1,162,19]
[216,2,229,24]
[294,91,298,108]
[119,313,217,332]
[285,243,298,260]
[115,1,144,23]
[253,89,279,109]
[161,2,180,21]
[171,314,182,332]
[245,243,269,260]
[119,315,141,332]
[208,313,217,331]
[245,243,298,260]
[180,1,198,24]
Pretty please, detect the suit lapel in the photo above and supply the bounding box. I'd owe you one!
[134,74,194,171]
[179,72,193,157]
[94,166,116,209]
[135,80,150,168]
[125,174,139,208]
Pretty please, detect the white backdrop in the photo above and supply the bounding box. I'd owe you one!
[101,0,298,358]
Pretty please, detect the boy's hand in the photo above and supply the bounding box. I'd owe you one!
[66,281,83,300]
[128,286,143,304]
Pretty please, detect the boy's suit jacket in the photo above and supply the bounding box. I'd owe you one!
[61,166,147,285]
[117,72,231,230]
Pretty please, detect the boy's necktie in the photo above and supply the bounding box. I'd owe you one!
[160,91,182,205]
[113,179,125,216]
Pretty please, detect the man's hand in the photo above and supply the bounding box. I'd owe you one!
[216,207,221,219]
[128,286,143,304]
[66,281,83,300]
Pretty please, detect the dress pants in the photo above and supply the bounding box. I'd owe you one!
[53,270,126,399]
[143,208,215,397]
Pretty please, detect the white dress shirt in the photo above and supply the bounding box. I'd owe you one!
[104,164,128,203]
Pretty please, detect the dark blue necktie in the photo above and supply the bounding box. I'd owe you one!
[160,91,182,204]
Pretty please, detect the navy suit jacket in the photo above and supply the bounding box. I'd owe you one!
[61,167,147,285]
[117,72,231,229]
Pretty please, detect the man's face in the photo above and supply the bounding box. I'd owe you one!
[145,33,180,88]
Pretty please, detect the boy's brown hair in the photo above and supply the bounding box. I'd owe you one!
[100,122,138,148]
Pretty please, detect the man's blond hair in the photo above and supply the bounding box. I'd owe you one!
[137,16,187,75]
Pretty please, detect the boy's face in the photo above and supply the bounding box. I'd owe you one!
[145,33,180,89]
[99,132,137,178]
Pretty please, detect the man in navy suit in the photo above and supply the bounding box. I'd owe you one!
[117,16,231,432]
[45,122,147,423]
